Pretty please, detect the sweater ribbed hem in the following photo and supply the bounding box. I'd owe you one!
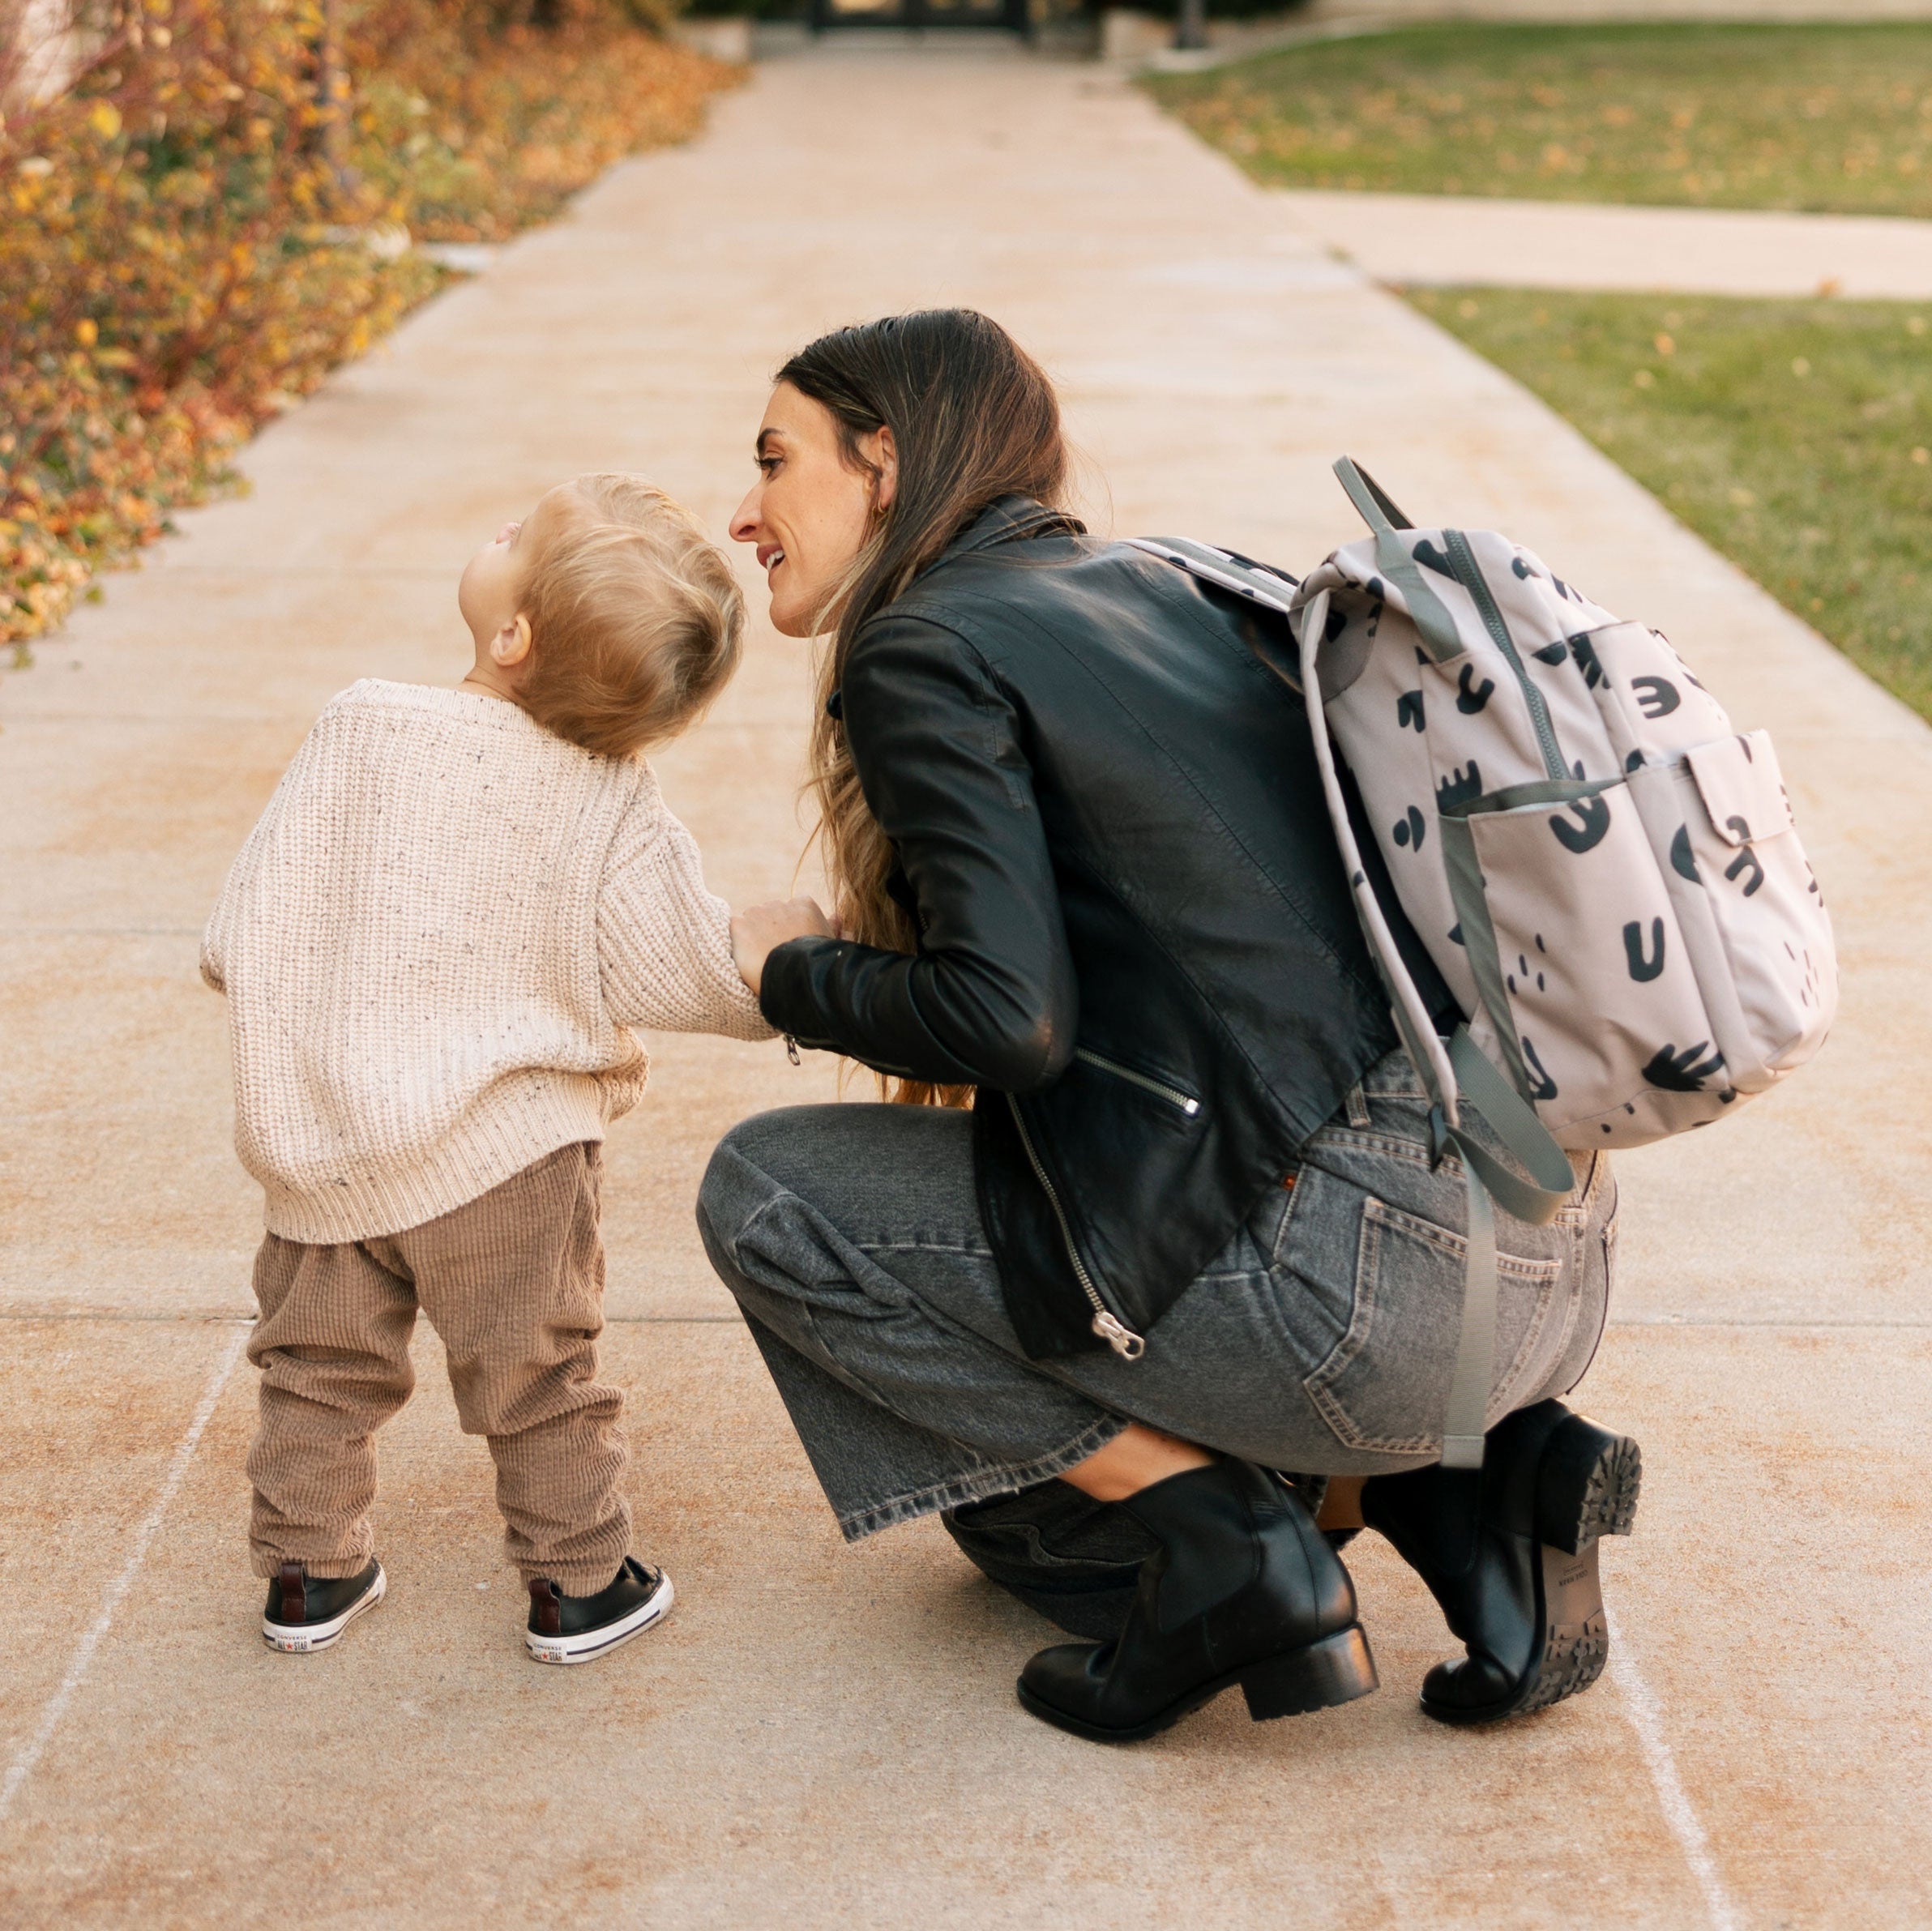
[255,1074,612,1246]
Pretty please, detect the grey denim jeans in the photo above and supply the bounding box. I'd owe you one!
[696,1048,1616,1543]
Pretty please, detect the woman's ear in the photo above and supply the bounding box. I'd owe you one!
[863,424,899,513]
[493,613,533,670]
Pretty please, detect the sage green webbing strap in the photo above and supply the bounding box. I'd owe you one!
[1437,1028,1575,1469]
[1331,456,1416,533]
[1445,1027,1576,1225]
[1297,590,1460,1117]
[1331,455,1464,665]
[1442,1161,1498,1472]
[1297,583,1575,1473]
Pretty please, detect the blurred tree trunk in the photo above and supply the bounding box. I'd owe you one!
[1173,0,1206,53]
[318,0,353,191]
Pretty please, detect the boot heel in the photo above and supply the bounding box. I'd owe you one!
[1537,1416,1642,1555]
[1240,1625,1378,1721]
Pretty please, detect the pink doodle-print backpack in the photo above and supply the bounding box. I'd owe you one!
[1130,457,1836,1472]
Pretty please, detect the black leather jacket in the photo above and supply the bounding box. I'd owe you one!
[759,497,1406,1361]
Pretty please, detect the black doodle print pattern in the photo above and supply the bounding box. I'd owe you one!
[1413,538,1456,579]
[1520,1036,1559,1101]
[1624,918,1666,983]
[1551,792,1611,854]
[1437,762,1483,813]
[1670,825,1701,883]
[1631,675,1680,719]
[1455,664,1494,715]
[1643,1042,1725,1092]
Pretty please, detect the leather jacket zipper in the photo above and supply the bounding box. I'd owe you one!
[1005,1093,1147,1360]
[1075,1048,1201,1117]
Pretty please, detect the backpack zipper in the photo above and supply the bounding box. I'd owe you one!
[1074,1048,1202,1117]
[1443,528,1567,781]
[1005,1093,1148,1360]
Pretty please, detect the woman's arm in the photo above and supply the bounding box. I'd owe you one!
[756,614,1078,1093]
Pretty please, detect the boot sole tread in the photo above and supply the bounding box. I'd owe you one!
[1539,1422,1642,1554]
[1422,1541,1609,1724]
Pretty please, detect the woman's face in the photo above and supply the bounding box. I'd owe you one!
[730,382,894,638]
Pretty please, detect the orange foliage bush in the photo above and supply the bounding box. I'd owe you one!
[1,0,734,651]
[350,0,730,243]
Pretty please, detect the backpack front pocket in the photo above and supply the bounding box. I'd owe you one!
[1675,732,1835,1083]
[1442,776,1718,1145]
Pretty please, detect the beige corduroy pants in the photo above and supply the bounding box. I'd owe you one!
[246,1142,631,1596]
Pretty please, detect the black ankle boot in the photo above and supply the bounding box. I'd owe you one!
[942,1482,1160,1640]
[1015,1459,1378,1744]
[1361,1398,1641,1724]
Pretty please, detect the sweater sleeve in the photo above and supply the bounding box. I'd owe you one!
[200,770,286,993]
[598,788,776,1042]
[200,888,232,994]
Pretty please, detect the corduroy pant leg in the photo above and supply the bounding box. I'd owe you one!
[247,1232,420,1580]
[399,1143,631,1597]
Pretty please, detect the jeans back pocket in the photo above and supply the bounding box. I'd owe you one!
[1304,1196,1563,1456]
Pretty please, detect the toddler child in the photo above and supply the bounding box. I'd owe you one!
[202,474,773,1664]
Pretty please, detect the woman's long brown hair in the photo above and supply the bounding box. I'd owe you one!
[778,310,1069,1105]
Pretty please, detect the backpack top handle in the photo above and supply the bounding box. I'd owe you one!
[1333,456,1416,533]
[1331,457,1465,666]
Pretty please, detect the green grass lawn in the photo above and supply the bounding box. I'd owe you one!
[1148,23,1932,216]
[1404,287,1932,715]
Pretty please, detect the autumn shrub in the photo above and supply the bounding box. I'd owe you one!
[348,0,727,242]
[1,0,733,652]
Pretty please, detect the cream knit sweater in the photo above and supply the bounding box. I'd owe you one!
[202,679,773,1244]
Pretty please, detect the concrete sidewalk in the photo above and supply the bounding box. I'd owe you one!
[1274,187,1932,298]
[3,48,1930,1929]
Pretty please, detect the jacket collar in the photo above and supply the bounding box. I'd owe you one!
[940,493,1087,562]
[827,497,1086,721]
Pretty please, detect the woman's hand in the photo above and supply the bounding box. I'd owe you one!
[731,896,838,998]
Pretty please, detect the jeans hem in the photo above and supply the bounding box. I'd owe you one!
[833,1411,1131,1544]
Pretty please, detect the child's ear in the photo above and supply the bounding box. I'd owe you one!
[493,613,532,670]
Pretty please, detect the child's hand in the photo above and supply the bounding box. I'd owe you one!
[731,897,837,998]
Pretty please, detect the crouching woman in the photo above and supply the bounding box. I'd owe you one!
[699,308,1635,1744]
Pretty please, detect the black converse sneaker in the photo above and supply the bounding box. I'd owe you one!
[263,1558,386,1654]
[525,1557,673,1665]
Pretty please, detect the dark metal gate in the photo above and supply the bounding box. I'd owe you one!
[809,0,1029,35]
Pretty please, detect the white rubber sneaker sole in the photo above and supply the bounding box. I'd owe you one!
[263,1563,387,1655]
[525,1570,674,1665]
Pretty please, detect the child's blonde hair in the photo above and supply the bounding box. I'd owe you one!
[517,474,744,759]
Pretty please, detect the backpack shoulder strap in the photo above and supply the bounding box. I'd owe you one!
[1123,538,1302,687]
[1296,583,1575,1467]
[1125,537,1298,605]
